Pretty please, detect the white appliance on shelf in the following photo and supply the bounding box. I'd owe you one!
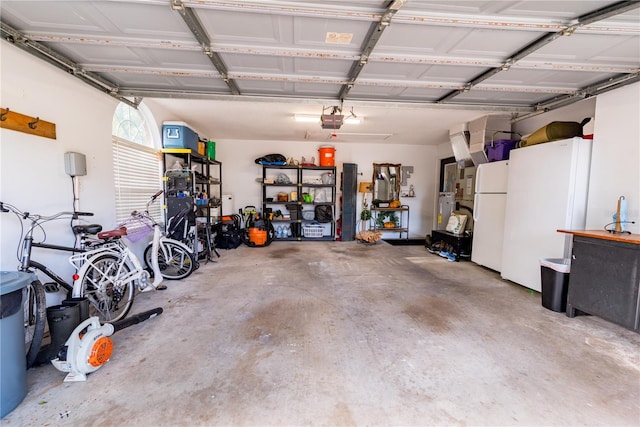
[501,137,592,292]
[471,160,509,272]
[222,194,234,216]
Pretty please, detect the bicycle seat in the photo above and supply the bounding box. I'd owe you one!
[97,226,127,239]
[72,224,103,235]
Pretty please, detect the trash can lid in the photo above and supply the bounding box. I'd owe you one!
[539,258,571,273]
[0,271,38,295]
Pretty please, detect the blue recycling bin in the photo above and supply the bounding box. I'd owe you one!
[1,271,36,418]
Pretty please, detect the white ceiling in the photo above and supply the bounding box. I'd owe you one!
[143,97,506,145]
[1,0,639,145]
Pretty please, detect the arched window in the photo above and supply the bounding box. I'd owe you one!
[113,102,152,146]
[112,102,162,222]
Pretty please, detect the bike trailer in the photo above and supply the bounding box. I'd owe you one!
[166,206,196,241]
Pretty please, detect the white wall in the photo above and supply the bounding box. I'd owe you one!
[0,40,118,279]
[212,139,436,238]
[586,83,640,233]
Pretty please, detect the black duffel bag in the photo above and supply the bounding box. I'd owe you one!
[314,205,333,223]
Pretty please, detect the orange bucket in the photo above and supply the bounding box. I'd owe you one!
[318,145,335,166]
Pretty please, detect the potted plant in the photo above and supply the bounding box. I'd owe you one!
[375,211,399,229]
[360,208,372,231]
[356,209,382,244]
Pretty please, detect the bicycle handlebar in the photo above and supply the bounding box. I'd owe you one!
[0,202,84,222]
[140,190,164,215]
[128,191,164,223]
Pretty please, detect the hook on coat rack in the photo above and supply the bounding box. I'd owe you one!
[0,107,56,139]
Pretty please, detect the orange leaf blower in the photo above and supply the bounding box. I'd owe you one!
[51,308,162,382]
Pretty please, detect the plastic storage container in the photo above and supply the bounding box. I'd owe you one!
[303,224,324,238]
[1,271,36,418]
[207,140,216,160]
[486,139,518,162]
[162,121,200,152]
[540,258,571,312]
[36,303,81,364]
[197,139,206,156]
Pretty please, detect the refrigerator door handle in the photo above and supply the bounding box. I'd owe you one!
[473,194,479,222]
[475,166,482,193]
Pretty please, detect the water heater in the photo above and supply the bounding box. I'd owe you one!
[438,192,455,230]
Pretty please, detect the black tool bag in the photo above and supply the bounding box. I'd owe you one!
[214,219,243,249]
[254,154,286,165]
[314,205,333,223]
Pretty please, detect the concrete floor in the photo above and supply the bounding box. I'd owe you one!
[3,241,640,426]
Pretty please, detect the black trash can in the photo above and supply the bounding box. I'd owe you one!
[540,258,571,312]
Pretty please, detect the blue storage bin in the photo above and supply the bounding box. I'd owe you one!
[162,122,200,152]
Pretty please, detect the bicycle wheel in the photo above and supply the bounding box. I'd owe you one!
[144,240,196,280]
[78,253,135,323]
[24,279,46,369]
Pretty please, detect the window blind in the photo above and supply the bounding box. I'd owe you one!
[112,136,162,224]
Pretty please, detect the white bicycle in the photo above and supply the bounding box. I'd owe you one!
[71,192,167,322]
[138,202,197,281]
[0,201,152,364]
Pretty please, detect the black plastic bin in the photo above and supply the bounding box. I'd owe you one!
[285,203,302,220]
[540,258,571,312]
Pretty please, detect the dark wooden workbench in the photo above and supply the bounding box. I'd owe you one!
[558,229,639,332]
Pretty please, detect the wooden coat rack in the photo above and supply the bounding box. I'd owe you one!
[0,107,57,139]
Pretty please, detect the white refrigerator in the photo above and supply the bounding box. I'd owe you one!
[501,137,592,292]
[471,160,509,272]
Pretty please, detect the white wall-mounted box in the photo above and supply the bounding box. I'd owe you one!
[64,152,87,176]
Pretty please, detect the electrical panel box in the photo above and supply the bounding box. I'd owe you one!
[64,152,87,176]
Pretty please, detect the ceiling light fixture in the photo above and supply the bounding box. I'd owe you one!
[295,114,361,125]
[294,115,320,123]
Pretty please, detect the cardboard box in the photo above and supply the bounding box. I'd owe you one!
[468,115,512,146]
